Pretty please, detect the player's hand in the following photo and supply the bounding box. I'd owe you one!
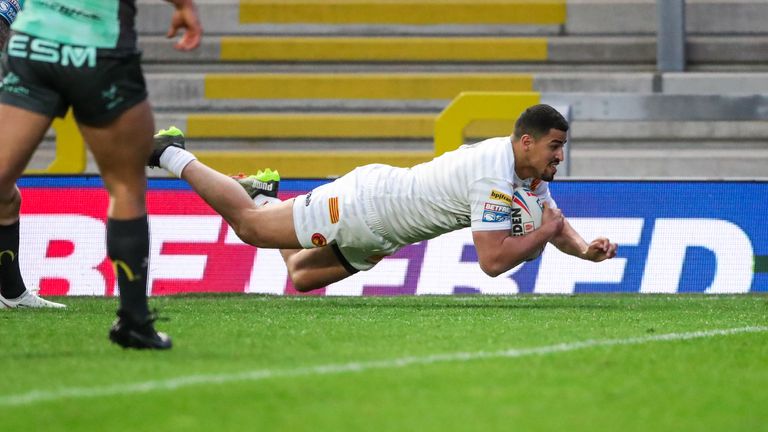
[583,237,618,262]
[541,203,564,235]
[167,0,202,51]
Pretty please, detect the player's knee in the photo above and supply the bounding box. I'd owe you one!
[288,269,323,292]
[0,171,20,197]
[232,219,264,247]
[283,257,323,292]
[0,186,21,213]
[479,261,504,278]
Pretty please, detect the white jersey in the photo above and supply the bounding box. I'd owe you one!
[362,136,557,247]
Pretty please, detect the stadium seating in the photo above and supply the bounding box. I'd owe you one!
[29,0,768,178]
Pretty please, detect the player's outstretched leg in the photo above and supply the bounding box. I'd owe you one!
[149,126,185,168]
[232,168,281,206]
[150,127,355,291]
[149,127,300,249]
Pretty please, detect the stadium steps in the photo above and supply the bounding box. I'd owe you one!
[137,0,768,178]
[134,0,582,177]
[137,0,566,35]
[146,72,656,110]
[138,35,655,66]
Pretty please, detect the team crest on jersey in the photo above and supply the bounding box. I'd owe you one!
[489,189,512,204]
[311,233,327,247]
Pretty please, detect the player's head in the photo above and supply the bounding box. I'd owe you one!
[513,105,569,181]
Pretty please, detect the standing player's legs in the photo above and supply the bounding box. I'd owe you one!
[0,104,66,307]
[77,100,168,347]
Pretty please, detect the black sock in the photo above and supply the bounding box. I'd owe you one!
[0,221,27,299]
[107,216,150,321]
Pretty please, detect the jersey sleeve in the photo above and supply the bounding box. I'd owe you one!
[469,178,514,232]
[0,0,21,25]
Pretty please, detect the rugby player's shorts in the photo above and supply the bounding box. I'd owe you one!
[0,33,147,126]
[292,166,401,272]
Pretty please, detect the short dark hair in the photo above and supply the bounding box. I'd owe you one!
[513,104,569,139]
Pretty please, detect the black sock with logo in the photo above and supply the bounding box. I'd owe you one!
[107,216,150,321]
[0,221,26,299]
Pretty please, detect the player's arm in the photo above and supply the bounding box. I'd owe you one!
[473,206,564,277]
[165,0,202,51]
[530,181,617,263]
[549,217,618,262]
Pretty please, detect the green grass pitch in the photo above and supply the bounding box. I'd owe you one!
[2,294,767,432]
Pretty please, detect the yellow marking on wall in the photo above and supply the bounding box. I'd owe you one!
[240,0,566,25]
[220,37,548,62]
[187,113,435,139]
[25,109,86,174]
[205,73,534,100]
[434,92,541,156]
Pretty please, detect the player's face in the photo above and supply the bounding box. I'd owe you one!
[530,129,566,181]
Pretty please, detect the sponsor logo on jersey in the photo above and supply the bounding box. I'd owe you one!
[311,233,327,247]
[304,191,312,206]
[7,34,97,68]
[489,189,512,204]
[483,202,511,213]
[1,72,29,96]
[101,84,125,110]
[482,210,510,223]
[328,197,339,224]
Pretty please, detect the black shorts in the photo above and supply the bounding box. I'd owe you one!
[0,33,147,126]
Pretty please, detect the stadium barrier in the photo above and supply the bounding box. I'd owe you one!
[17,177,767,296]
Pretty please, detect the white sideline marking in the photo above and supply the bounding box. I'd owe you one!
[1,326,765,407]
